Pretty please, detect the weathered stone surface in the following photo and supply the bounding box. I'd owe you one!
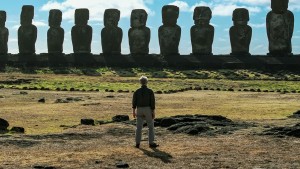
[10,126,25,133]
[267,0,294,56]
[116,161,129,168]
[101,9,122,55]
[0,11,8,55]
[191,6,214,56]
[159,5,181,56]
[0,118,9,131]
[129,9,150,55]
[80,119,95,125]
[288,110,300,118]
[71,8,92,53]
[230,8,252,56]
[112,115,130,122]
[48,9,64,54]
[18,5,37,54]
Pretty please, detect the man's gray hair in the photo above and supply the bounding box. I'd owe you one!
[139,76,148,85]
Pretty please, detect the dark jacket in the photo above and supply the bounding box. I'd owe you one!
[132,85,155,110]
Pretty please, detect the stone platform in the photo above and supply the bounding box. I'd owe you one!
[0,54,300,70]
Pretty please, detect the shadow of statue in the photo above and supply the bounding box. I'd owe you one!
[139,147,173,163]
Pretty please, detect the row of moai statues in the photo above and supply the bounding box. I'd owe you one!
[0,0,295,57]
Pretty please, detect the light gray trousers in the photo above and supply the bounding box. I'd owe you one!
[135,107,155,144]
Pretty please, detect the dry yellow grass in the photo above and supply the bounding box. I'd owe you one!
[0,89,300,168]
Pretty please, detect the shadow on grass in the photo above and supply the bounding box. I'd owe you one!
[140,147,173,163]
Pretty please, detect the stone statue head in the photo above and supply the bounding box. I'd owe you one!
[271,0,289,14]
[232,8,249,25]
[193,6,212,25]
[131,9,148,28]
[0,11,6,27]
[75,8,89,26]
[49,9,62,27]
[104,9,120,27]
[162,5,179,26]
[21,5,34,26]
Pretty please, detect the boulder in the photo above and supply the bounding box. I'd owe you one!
[10,127,25,133]
[112,115,130,122]
[0,118,9,131]
[38,98,46,103]
[116,162,129,168]
[80,119,95,125]
[289,110,300,118]
[160,118,177,127]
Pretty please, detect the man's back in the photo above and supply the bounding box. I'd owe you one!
[132,85,155,110]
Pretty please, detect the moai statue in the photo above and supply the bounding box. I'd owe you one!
[128,9,150,55]
[47,9,64,54]
[230,8,252,56]
[158,5,181,56]
[267,0,294,56]
[18,5,37,54]
[71,8,92,53]
[0,11,9,55]
[191,6,214,56]
[101,9,123,55]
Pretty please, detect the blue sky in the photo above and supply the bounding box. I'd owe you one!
[0,0,299,55]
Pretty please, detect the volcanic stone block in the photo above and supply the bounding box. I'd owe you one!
[71,8,92,53]
[101,9,123,55]
[0,11,8,55]
[159,5,181,56]
[129,9,150,55]
[230,8,252,56]
[48,9,64,54]
[191,6,214,56]
[18,5,37,54]
[112,115,130,122]
[267,0,294,56]
[81,119,95,125]
[0,118,9,131]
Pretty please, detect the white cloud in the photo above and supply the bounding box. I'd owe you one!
[40,0,154,22]
[33,20,47,27]
[249,23,265,28]
[8,38,18,42]
[169,1,190,12]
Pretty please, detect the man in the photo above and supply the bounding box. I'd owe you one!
[132,76,158,148]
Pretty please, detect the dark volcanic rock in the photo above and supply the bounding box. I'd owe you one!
[116,162,129,168]
[10,127,25,133]
[160,118,178,127]
[289,110,300,118]
[112,115,130,122]
[0,118,9,131]
[38,98,46,103]
[80,119,95,125]
[263,123,300,138]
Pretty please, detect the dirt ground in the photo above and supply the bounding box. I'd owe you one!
[0,89,300,169]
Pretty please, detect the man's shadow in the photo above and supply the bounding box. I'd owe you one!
[139,147,173,163]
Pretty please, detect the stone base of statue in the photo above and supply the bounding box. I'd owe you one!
[102,54,136,68]
[48,53,67,66]
[72,53,97,66]
[17,53,37,66]
[0,54,8,68]
[131,54,165,67]
[230,52,251,57]
[267,52,293,57]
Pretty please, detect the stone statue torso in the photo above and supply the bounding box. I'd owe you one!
[191,25,214,55]
[0,27,8,54]
[71,25,92,53]
[129,27,150,54]
[159,25,181,55]
[230,25,252,54]
[101,26,122,54]
[18,25,37,54]
[47,27,64,53]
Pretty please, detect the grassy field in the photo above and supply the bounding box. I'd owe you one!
[0,69,300,168]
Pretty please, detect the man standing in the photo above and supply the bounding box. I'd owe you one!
[132,76,158,148]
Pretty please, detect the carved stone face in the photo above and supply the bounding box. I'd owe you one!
[104,9,120,27]
[162,5,179,26]
[0,11,6,27]
[21,5,34,26]
[49,9,62,27]
[271,0,289,14]
[193,6,212,25]
[75,8,89,26]
[131,9,147,28]
[232,8,249,26]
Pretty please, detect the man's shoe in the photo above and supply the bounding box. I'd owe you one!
[149,143,159,148]
[135,144,140,148]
